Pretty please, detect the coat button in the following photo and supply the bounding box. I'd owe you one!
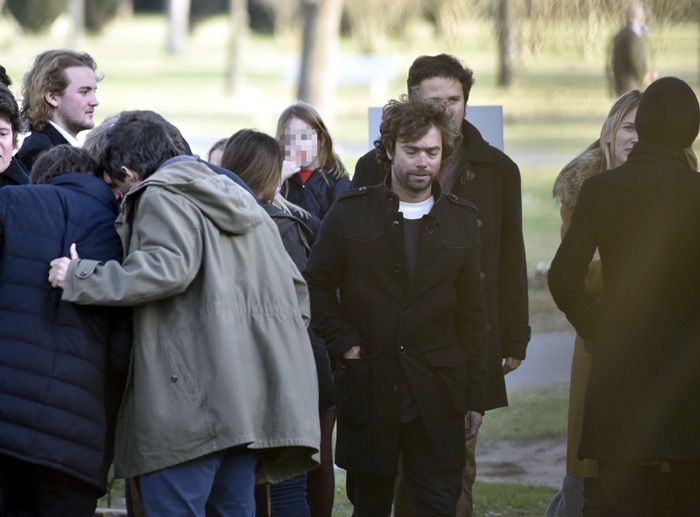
[170,375,178,382]
[476,218,483,228]
[399,345,406,353]
[392,220,400,228]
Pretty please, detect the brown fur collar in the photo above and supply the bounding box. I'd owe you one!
[552,142,606,209]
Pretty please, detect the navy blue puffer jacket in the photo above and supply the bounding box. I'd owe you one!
[0,172,130,491]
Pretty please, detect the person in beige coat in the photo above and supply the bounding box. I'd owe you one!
[49,112,320,515]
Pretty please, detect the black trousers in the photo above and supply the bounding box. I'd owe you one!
[347,418,462,517]
[594,459,700,517]
[0,453,99,517]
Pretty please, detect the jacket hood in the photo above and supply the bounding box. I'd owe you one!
[636,77,699,149]
[552,141,605,208]
[126,156,263,235]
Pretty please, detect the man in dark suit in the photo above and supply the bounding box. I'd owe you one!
[352,53,530,516]
[549,77,700,516]
[305,96,488,515]
[16,49,100,171]
[610,1,654,96]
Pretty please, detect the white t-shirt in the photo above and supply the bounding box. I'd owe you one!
[399,196,435,220]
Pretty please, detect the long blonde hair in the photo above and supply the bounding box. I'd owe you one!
[600,90,643,168]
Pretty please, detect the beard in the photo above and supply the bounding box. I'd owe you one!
[393,167,437,193]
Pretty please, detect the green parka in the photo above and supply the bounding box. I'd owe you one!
[61,157,320,481]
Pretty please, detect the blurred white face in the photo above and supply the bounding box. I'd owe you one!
[609,108,638,167]
[208,147,224,167]
[282,117,319,169]
[417,76,466,131]
[0,117,13,174]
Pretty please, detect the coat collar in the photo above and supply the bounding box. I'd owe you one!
[380,173,443,212]
[1,157,30,186]
[627,140,694,171]
[460,119,494,164]
[50,173,120,214]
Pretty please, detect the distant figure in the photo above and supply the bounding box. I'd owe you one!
[16,50,100,171]
[207,137,227,166]
[610,1,655,96]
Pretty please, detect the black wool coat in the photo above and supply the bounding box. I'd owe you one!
[549,141,700,461]
[304,181,488,474]
[0,157,30,187]
[352,120,530,410]
[15,124,69,172]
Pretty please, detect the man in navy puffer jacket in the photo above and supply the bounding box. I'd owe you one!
[0,145,131,516]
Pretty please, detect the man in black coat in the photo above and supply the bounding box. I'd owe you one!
[352,53,530,515]
[548,77,700,516]
[16,49,100,171]
[305,96,488,515]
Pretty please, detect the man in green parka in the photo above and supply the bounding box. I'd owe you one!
[49,112,320,515]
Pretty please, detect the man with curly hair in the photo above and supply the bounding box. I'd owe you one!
[305,96,488,515]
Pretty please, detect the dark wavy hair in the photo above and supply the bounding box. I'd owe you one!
[102,112,181,182]
[0,86,20,147]
[375,95,460,171]
[32,144,98,184]
[407,54,475,103]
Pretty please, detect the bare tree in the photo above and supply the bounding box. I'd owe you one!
[68,0,85,46]
[226,0,248,96]
[167,0,190,54]
[496,0,518,87]
[297,0,343,116]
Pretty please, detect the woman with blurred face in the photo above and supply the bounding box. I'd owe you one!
[0,85,29,187]
[276,102,350,221]
[221,129,335,517]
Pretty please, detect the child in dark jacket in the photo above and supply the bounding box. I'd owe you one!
[276,102,350,222]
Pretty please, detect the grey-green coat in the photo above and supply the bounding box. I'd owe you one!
[61,158,320,481]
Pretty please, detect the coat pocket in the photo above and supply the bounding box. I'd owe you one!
[424,346,469,415]
[334,358,370,426]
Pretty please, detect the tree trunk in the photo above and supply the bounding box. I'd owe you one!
[167,0,190,54]
[226,0,248,97]
[68,0,85,46]
[297,0,343,118]
[496,0,517,88]
[118,0,134,17]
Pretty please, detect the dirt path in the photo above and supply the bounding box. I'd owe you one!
[474,331,574,489]
[477,437,566,488]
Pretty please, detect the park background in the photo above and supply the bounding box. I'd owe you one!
[1,0,698,515]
